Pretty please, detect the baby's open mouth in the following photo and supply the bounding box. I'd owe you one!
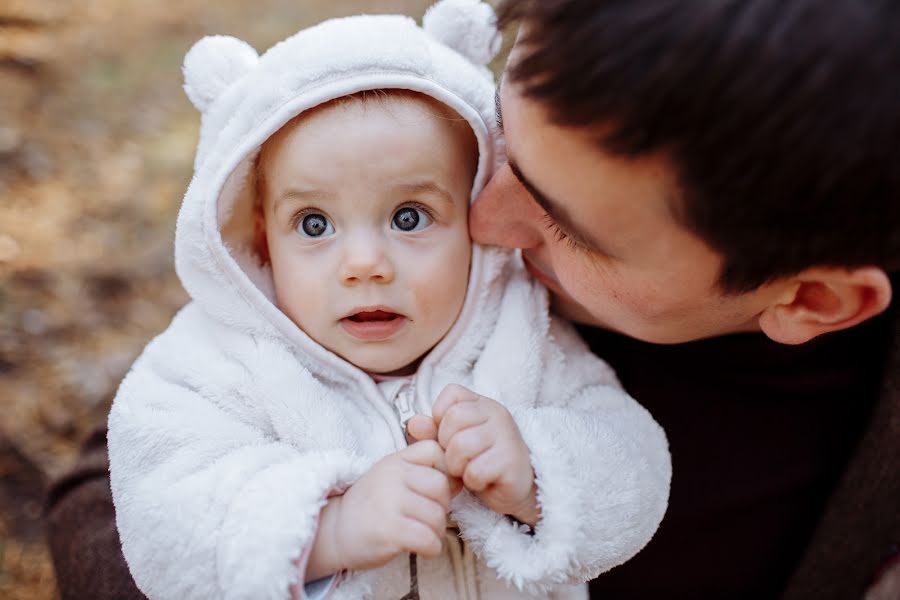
[341,309,407,340]
[347,310,402,322]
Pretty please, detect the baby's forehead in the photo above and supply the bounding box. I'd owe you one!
[257,90,479,188]
[268,90,471,148]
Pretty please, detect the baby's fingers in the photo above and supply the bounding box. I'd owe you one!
[405,464,453,509]
[448,475,463,498]
[398,519,444,559]
[431,384,480,425]
[402,493,448,535]
[405,414,438,444]
[462,448,503,493]
[403,440,463,497]
[445,426,492,478]
[402,440,446,470]
[437,401,488,450]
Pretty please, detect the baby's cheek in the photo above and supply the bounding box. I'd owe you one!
[423,257,469,326]
[274,272,324,329]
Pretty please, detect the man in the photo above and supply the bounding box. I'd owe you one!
[470,1,898,598]
[46,0,899,598]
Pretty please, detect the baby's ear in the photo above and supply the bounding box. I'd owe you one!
[183,36,259,112]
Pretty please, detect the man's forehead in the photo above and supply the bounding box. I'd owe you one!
[498,75,688,251]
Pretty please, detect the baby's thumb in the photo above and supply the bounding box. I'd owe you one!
[405,414,438,444]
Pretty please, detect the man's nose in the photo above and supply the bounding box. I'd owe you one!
[340,230,395,285]
[469,163,544,249]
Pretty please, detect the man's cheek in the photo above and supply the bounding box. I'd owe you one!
[555,264,662,328]
[598,283,675,326]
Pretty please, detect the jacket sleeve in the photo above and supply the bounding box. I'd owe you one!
[453,314,671,595]
[108,316,367,600]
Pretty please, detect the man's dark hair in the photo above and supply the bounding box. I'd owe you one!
[497,0,900,292]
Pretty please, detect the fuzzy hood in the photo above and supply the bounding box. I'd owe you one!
[173,0,505,388]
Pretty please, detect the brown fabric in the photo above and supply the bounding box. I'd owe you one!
[782,304,900,600]
[44,428,146,600]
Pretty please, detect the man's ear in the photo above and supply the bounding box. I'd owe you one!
[758,266,892,344]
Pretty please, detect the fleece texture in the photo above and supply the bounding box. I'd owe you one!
[107,2,671,598]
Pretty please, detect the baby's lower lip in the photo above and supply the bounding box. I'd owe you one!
[340,313,407,340]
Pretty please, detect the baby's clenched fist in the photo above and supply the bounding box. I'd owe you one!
[429,384,540,526]
[306,441,453,580]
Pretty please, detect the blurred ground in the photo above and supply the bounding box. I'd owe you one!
[0,1,443,597]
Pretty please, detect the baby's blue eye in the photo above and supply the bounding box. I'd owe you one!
[297,213,334,238]
[392,207,432,232]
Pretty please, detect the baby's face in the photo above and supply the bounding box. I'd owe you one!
[259,95,477,374]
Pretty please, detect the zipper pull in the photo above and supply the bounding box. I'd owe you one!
[393,385,416,434]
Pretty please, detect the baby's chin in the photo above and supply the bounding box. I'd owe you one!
[370,358,422,377]
[342,351,424,378]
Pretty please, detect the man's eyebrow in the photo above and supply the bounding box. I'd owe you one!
[507,159,616,258]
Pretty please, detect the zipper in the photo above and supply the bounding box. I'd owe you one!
[394,381,482,599]
[391,381,417,438]
[389,380,420,600]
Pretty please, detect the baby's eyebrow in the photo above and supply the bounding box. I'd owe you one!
[273,188,334,209]
[393,182,455,205]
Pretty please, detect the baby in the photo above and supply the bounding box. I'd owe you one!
[107,2,671,599]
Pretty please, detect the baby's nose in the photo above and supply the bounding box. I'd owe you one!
[339,234,395,285]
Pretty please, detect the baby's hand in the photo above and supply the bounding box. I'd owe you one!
[431,384,540,526]
[312,441,453,577]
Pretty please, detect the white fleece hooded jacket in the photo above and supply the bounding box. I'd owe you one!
[107,2,671,599]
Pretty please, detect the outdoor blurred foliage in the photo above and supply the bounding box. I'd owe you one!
[0,1,481,597]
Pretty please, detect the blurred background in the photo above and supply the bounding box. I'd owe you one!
[0,1,488,597]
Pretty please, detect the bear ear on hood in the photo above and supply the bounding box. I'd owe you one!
[183,35,259,112]
[423,0,501,66]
